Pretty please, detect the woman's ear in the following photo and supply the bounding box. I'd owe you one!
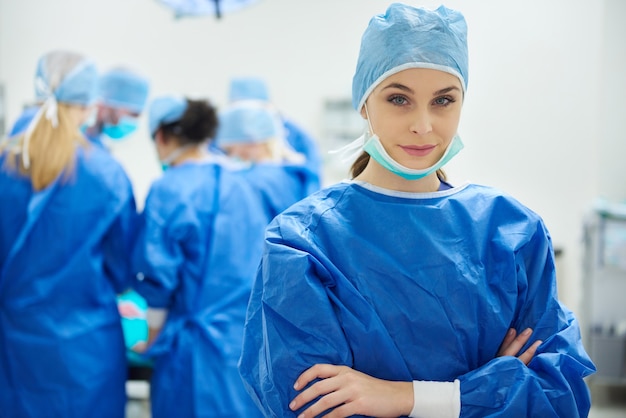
[360,104,367,119]
[154,130,167,145]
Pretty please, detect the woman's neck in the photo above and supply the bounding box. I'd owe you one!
[354,158,441,193]
[171,144,205,167]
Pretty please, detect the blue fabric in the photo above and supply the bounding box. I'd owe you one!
[7,106,39,138]
[239,162,316,224]
[99,68,150,113]
[0,146,138,418]
[35,52,98,105]
[148,95,187,137]
[216,104,278,146]
[239,182,595,417]
[283,118,322,190]
[352,4,468,110]
[131,160,268,418]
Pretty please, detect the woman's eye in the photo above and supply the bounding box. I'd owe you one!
[388,95,408,106]
[433,96,455,106]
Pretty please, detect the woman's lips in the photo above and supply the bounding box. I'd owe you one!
[400,145,436,157]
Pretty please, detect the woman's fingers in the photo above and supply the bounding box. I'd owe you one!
[497,327,542,365]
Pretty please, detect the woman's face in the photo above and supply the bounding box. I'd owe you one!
[362,68,463,170]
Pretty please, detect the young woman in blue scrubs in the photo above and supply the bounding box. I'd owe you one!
[239,4,595,417]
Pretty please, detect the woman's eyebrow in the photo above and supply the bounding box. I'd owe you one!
[381,83,461,96]
[433,86,461,95]
[381,83,414,93]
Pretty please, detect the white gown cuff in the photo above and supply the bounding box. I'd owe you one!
[146,308,168,329]
[409,379,461,418]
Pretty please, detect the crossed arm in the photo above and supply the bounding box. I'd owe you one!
[289,328,541,418]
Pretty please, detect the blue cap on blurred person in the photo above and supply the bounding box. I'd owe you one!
[228,77,270,102]
[216,104,278,146]
[99,68,150,113]
[35,50,98,105]
[352,3,468,111]
[148,95,188,137]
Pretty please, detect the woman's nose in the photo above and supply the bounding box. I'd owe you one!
[409,109,433,135]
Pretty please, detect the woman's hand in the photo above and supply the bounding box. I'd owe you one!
[289,328,541,417]
[290,364,413,418]
[497,327,542,365]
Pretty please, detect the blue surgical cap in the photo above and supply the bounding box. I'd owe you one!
[216,104,278,146]
[148,95,188,137]
[352,3,468,111]
[228,77,270,102]
[35,50,98,105]
[99,68,150,113]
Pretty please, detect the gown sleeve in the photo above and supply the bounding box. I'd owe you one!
[239,221,354,417]
[458,220,595,417]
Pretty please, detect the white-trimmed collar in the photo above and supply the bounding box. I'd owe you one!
[344,179,471,199]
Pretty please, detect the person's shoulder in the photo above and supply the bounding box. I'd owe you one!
[272,182,351,225]
[76,145,133,193]
[148,162,220,202]
[462,183,544,222]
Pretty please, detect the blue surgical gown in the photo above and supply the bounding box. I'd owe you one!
[0,146,138,418]
[240,162,317,225]
[283,118,322,191]
[132,159,267,418]
[239,181,596,417]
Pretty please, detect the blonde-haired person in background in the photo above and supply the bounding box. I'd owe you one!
[0,50,138,418]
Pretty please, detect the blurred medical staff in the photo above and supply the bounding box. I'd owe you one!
[228,76,322,191]
[7,67,150,150]
[131,95,266,418]
[0,50,137,418]
[83,67,150,148]
[216,103,314,223]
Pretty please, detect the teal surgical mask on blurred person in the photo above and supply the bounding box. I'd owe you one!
[102,116,139,140]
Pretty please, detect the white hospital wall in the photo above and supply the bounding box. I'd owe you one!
[1,0,625,321]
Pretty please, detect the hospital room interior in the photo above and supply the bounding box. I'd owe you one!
[1,0,625,417]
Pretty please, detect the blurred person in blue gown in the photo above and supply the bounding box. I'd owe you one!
[216,102,315,224]
[228,76,322,191]
[6,65,153,370]
[0,50,138,418]
[238,4,595,418]
[131,95,266,418]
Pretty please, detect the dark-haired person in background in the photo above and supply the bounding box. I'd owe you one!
[131,95,266,418]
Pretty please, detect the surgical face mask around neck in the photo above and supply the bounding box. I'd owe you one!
[361,105,464,180]
[102,116,139,140]
[160,143,196,171]
[364,132,464,180]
